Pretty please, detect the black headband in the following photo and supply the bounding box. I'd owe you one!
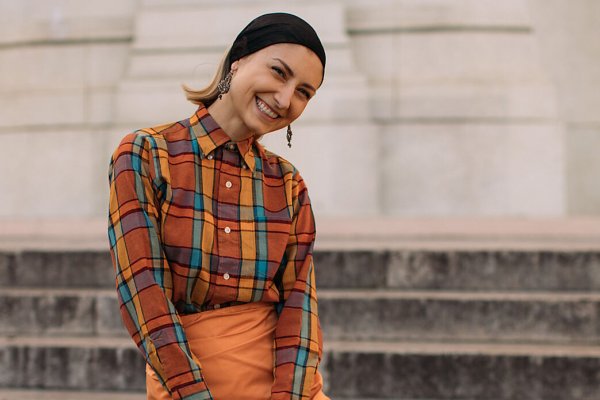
[228,12,326,78]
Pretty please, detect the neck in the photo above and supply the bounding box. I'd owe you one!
[207,97,254,142]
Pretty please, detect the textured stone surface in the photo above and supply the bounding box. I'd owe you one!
[566,125,600,214]
[314,251,389,289]
[0,0,135,44]
[5,287,600,343]
[133,3,347,50]
[386,250,600,291]
[2,341,600,399]
[528,1,600,215]
[315,250,600,291]
[380,123,564,216]
[0,253,16,287]
[342,0,572,217]
[0,92,87,128]
[346,0,531,29]
[0,130,110,218]
[95,295,128,336]
[0,45,129,92]
[0,43,129,129]
[5,249,600,291]
[0,345,145,391]
[1,247,600,398]
[0,251,114,288]
[528,0,600,124]
[351,36,557,119]
[0,291,127,337]
[318,292,600,342]
[0,294,96,336]
[0,389,145,400]
[326,350,600,400]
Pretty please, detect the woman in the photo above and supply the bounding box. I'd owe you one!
[107,12,329,400]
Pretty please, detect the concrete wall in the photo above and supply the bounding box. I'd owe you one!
[0,0,136,218]
[344,0,567,216]
[526,0,600,215]
[0,0,598,220]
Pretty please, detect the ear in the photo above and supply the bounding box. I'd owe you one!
[231,60,239,71]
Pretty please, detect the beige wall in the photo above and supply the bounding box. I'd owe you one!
[526,0,600,214]
[0,0,597,219]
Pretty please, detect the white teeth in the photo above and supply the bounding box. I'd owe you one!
[256,97,278,119]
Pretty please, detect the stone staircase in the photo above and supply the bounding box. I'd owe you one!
[1,249,600,399]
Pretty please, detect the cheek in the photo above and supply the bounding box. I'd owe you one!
[230,82,256,112]
[230,72,255,97]
[289,100,308,120]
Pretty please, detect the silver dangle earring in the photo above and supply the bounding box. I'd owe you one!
[217,70,233,100]
[287,125,293,148]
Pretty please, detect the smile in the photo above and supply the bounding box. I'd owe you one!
[255,97,279,119]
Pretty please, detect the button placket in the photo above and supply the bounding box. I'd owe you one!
[214,143,241,296]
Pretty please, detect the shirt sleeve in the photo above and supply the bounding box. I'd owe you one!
[107,131,213,400]
[271,169,324,400]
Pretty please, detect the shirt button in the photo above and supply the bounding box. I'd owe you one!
[227,143,236,150]
[242,164,248,169]
[207,154,213,160]
[223,273,230,280]
[224,226,231,233]
[225,181,232,188]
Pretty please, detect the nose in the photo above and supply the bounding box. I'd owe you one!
[273,84,294,112]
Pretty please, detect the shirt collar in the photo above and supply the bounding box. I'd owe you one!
[188,103,267,172]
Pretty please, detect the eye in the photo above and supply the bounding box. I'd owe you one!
[272,66,285,78]
[298,88,312,100]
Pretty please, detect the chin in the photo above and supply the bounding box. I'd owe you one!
[246,115,285,136]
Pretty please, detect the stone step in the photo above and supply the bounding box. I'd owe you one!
[0,389,145,400]
[0,390,373,400]
[0,337,144,392]
[3,288,600,343]
[0,288,126,337]
[0,251,114,289]
[319,289,600,343]
[1,337,599,399]
[314,250,600,291]
[0,391,380,400]
[2,249,600,291]
[0,392,416,400]
[0,392,382,400]
[325,340,600,400]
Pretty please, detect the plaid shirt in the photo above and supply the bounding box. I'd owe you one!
[107,103,323,400]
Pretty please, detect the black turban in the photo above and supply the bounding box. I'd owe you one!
[228,12,326,80]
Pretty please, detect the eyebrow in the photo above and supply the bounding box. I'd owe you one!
[272,57,317,92]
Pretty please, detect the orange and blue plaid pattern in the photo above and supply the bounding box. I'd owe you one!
[107,103,323,400]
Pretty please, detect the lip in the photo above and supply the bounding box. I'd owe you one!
[255,96,280,121]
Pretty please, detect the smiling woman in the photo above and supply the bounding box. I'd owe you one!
[207,43,323,143]
[107,12,329,400]
[183,14,325,147]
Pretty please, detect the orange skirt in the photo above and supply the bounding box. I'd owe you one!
[146,302,329,400]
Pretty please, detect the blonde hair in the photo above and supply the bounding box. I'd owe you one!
[182,46,232,108]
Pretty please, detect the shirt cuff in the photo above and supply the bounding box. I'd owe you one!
[172,382,213,400]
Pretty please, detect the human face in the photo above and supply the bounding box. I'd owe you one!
[227,43,323,136]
